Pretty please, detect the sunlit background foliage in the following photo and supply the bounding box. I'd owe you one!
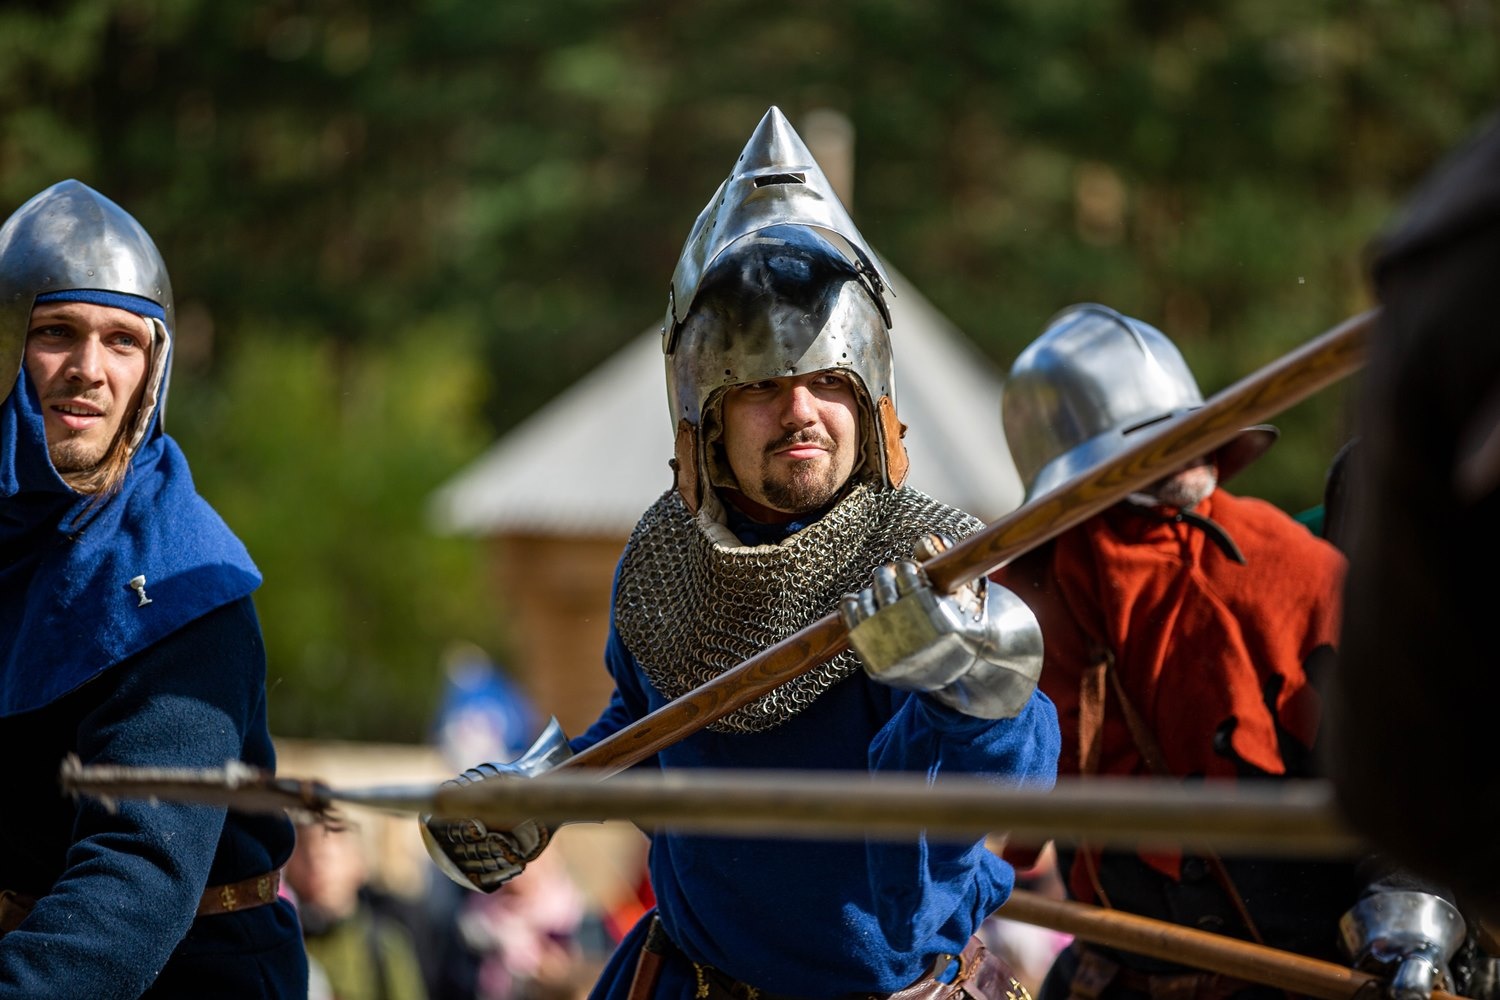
[3,0,1495,738]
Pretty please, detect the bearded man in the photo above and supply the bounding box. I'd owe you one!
[424,107,1061,1000]
[0,180,307,998]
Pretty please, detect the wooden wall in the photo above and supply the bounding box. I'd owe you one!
[488,532,630,738]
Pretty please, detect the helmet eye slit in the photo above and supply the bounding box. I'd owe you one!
[753,173,806,188]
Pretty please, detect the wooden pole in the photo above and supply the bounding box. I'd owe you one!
[429,772,1359,856]
[59,760,1363,857]
[999,888,1466,1000]
[556,310,1376,777]
[435,773,1362,857]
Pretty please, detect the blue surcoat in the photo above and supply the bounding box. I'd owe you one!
[573,500,1060,1000]
[0,358,307,996]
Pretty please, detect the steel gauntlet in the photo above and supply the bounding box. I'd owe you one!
[840,538,1043,719]
[1340,891,1467,1000]
[420,717,573,892]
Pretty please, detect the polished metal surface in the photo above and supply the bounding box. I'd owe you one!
[1339,891,1467,1000]
[0,180,173,406]
[1003,303,1278,500]
[663,108,905,496]
[845,572,1043,720]
[665,105,889,348]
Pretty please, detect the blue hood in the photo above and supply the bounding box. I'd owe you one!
[0,364,261,716]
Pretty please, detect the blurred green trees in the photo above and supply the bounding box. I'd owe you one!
[2,1,1495,737]
[175,321,499,739]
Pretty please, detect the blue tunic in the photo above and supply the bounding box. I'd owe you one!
[0,598,307,998]
[0,347,307,996]
[574,516,1060,1000]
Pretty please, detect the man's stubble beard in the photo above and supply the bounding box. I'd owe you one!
[758,461,844,514]
[42,381,147,493]
[754,433,848,514]
[48,434,110,474]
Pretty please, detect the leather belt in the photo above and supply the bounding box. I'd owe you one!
[0,870,281,938]
[629,915,1028,1000]
[196,870,282,917]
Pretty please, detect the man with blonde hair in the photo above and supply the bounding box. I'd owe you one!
[0,180,306,998]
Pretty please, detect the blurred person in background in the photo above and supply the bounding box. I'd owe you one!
[977,844,1072,997]
[0,180,307,996]
[433,642,543,777]
[454,848,589,1000]
[993,304,1466,1000]
[425,643,592,1000]
[423,107,1059,1000]
[286,821,429,1000]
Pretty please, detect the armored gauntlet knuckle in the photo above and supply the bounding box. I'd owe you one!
[911,531,953,563]
[846,572,1043,720]
[419,718,574,893]
[437,817,480,843]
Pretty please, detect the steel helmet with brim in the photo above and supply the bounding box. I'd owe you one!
[1001,303,1276,501]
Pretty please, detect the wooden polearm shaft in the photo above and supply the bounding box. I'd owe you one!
[556,309,1376,778]
[429,772,1360,856]
[60,757,1364,858]
[55,753,1430,994]
[999,888,1465,1000]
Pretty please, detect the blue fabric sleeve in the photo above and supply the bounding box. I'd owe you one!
[863,690,1061,951]
[0,601,266,998]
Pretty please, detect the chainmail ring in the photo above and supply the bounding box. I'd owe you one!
[614,484,982,733]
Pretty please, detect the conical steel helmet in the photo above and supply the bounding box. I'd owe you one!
[663,106,906,510]
[1002,303,1276,500]
[0,180,174,408]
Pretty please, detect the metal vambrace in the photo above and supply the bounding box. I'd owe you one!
[420,717,574,893]
[841,559,1043,720]
[1339,891,1468,1000]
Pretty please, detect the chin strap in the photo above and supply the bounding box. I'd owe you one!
[1129,503,1248,565]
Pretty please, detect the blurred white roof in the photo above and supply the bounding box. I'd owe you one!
[429,267,1025,537]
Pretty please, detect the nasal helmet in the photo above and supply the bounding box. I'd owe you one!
[1001,303,1276,500]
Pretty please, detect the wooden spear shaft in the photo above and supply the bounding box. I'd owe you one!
[58,759,1361,857]
[556,309,1376,778]
[432,772,1358,855]
[999,888,1466,1000]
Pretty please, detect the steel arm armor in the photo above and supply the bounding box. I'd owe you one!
[841,542,1043,720]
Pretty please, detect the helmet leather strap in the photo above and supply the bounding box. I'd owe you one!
[877,395,909,488]
[673,419,702,514]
